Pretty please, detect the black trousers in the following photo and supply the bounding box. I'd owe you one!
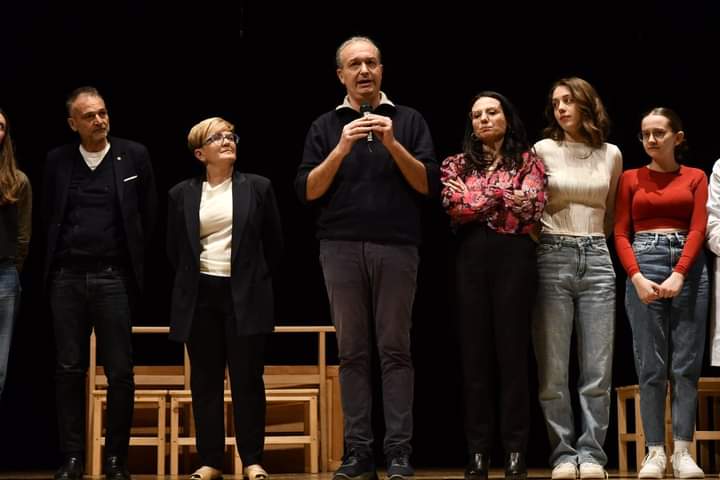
[455,224,536,455]
[50,265,135,459]
[186,274,267,468]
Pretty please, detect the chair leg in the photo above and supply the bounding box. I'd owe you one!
[91,395,104,476]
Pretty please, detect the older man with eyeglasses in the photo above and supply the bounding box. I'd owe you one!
[295,36,439,480]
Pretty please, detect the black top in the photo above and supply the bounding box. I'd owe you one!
[55,153,128,263]
[0,170,32,270]
[42,137,157,290]
[166,170,283,341]
[295,103,439,245]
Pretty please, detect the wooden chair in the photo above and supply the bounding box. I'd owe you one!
[87,326,187,475]
[617,384,647,473]
[695,378,720,472]
[616,381,720,474]
[266,326,337,471]
[169,388,319,474]
[171,325,339,473]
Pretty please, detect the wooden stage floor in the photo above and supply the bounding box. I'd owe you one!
[0,470,653,479]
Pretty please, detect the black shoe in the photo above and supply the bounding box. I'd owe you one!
[104,455,132,480]
[333,448,377,480]
[386,449,415,480]
[505,452,527,480]
[54,456,84,480]
[465,452,490,480]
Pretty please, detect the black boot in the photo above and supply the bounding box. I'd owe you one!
[105,455,132,480]
[505,452,527,480]
[54,456,84,480]
[465,452,490,480]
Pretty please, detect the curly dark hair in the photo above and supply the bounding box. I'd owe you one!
[462,91,530,175]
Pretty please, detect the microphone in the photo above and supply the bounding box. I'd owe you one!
[360,102,373,142]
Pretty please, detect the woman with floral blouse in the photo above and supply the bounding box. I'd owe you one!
[441,91,546,480]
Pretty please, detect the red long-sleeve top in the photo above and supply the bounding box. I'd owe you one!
[614,165,708,277]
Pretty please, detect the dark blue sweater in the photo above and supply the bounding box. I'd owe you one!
[295,103,439,245]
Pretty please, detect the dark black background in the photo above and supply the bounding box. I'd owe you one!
[2,0,720,471]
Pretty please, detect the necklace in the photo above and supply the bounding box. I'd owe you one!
[564,141,593,160]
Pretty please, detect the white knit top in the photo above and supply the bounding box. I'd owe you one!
[534,138,622,237]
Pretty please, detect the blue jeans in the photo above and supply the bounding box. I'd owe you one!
[319,240,418,456]
[625,233,709,445]
[532,235,616,467]
[0,260,20,400]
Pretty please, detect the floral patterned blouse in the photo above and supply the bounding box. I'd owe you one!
[441,151,547,234]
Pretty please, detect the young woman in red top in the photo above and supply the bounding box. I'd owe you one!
[614,107,708,479]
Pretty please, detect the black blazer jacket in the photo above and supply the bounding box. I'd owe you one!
[166,170,283,342]
[42,136,158,291]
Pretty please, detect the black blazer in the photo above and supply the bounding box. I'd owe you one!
[42,136,158,291]
[166,170,283,342]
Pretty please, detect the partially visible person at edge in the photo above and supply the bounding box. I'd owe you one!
[0,108,32,403]
[167,117,283,480]
[707,156,720,369]
[44,87,157,480]
[295,36,440,480]
[531,77,622,480]
[441,91,546,480]
[616,107,708,479]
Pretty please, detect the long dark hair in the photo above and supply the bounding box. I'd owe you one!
[542,77,610,149]
[0,108,22,205]
[642,107,688,162]
[462,91,529,174]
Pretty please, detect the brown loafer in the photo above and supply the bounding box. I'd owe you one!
[244,464,269,480]
[189,465,223,480]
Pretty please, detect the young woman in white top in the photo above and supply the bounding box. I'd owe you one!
[531,77,622,480]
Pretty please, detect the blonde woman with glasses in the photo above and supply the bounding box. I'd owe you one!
[167,117,283,480]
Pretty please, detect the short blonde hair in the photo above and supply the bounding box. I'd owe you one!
[187,117,235,150]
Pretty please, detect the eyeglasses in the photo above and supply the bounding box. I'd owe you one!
[204,132,239,146]
[637,129,670,142]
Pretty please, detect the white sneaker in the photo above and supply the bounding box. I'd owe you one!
[671,449,704,479]
[638,450,667,479]
[579,463,607,479]
[552,462,578,479]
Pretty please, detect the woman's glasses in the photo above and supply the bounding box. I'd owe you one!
[637,129,670,143]
[204,132,239,146]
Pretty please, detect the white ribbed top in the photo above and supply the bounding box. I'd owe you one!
[534,138,622,237]
[199,177,233,277]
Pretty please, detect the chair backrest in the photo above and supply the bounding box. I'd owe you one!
[89,326,189,391]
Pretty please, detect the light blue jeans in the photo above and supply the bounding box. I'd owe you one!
[532,235,616,467]
[625,232,708,445]
[0,260,20,400]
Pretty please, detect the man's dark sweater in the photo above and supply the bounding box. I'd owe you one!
[295,102,439,245]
